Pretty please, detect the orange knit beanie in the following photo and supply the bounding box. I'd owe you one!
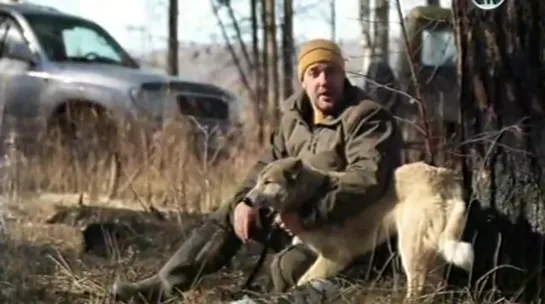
[297,38,345,80]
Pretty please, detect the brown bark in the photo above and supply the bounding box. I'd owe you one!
[265,0,280,128]
[251,0,265,144]
[281,0,294,99]
[373,0,389,62]
[454,0,545,301]
[260,0,269,133]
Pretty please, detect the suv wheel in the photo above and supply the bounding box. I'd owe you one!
[45,101,118,158]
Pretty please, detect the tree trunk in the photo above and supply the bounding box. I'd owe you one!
[454,1,545,301]
[265,0,280,128]
[260,0,270,133]
[359,0,372,77]
[167,0,178,76]
[251,0,265,144]
[373,0,389,63]
[282,0,294,99]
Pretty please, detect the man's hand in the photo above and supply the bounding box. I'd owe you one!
[233,202,258,243]
[274,212,305,236]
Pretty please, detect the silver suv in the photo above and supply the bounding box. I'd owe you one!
[0,3,242,153]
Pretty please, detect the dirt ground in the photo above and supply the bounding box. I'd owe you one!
[0,192,492,304]
[1,193,252,303]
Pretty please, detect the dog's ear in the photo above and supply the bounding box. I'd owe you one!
[288,158,303,181]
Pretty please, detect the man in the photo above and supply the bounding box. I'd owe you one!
[112,38,403,302]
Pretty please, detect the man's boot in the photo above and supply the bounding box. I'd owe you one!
[112,220,242,302]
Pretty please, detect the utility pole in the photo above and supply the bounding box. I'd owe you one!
[330,0,336,41]
[145,0,158,59]
[167,0,179,76]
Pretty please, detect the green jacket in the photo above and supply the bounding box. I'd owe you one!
[233,80,403,229]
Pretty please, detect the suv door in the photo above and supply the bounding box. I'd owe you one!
[0,13,45,135]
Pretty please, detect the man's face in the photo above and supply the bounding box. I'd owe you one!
[302,62,345,114]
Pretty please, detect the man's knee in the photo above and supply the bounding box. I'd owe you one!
[269,244,317,293]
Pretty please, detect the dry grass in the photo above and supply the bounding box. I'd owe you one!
[0,115,523,303]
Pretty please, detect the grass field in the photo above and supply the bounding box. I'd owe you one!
[0,118,522,304]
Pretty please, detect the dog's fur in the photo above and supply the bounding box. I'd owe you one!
[244,157,474,301]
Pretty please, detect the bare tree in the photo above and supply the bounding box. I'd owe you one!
[210,0,254,98]
[167,0,179,75]
[373,0,389,63]
[265,0,280,128]
[359,0,372,74]
[281,0,294,99]
[222,2,253,71]
[251,0,265,143]
[260,0,270,131]
[454,0,545,301]
[216,0,264,143]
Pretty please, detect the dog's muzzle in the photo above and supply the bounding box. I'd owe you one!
[242,196,255,207]
[243,188,274,212]
[243,188,262,208]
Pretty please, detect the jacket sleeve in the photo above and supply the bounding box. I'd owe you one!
[230,129,289,204]
[299,107,402,229]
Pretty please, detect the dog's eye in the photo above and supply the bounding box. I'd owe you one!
[263,180,272,185]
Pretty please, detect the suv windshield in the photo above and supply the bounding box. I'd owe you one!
[23,13,138,68]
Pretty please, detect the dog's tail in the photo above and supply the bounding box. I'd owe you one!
[438,198,474,272]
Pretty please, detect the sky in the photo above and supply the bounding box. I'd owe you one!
[25,0,453,55]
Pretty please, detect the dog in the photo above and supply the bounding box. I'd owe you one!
[244,156,474,301]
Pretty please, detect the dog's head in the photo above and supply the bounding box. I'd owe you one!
[244,157,327,213]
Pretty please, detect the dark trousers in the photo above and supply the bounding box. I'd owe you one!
[112,197,318,301]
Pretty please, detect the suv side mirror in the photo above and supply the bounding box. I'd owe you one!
[3,40,36,64]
